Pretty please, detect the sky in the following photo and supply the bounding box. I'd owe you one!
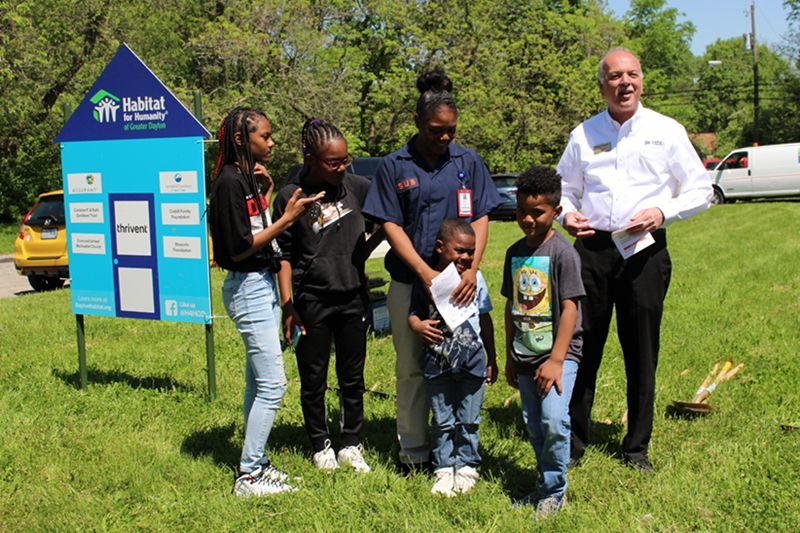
[605,0,793,56]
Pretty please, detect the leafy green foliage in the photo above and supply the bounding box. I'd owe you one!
[1,0,798,220]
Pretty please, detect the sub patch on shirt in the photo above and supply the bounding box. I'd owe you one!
[395,177,419,192]
[593,142,612,154]
[644,140,664,146]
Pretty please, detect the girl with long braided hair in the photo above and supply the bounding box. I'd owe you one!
[209,107,322,498]
[273,118,383,472]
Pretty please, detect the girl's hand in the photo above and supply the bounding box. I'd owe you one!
[504,360,518,389]
[451,268,477,306]
[253,162,274,195]
[281,301,305,344]
[486,359,498,384]
[282,189,324,222]
[410,319,444,345]
[534,359,563,396]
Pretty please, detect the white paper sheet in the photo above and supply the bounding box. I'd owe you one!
[611,228,655,259]
[429,262,473,330]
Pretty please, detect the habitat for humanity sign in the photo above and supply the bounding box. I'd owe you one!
[57,43,212,324]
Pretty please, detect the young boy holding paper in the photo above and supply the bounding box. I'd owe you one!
[408,218,497,497]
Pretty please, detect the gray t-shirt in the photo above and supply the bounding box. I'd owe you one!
[501,231,585,374]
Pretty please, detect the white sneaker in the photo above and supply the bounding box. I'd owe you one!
[454,465,479,494]
[337,444,372,473]
[313,439,339,470]
[263,462,301,483]
[233,465,297,498]
[431,467,456,497]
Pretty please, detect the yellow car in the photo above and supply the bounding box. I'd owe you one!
[13,190,69,291]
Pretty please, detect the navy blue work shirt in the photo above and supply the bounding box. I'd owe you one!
[362,138,501,283]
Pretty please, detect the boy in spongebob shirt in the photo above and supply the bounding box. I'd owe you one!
[502,166,585,519]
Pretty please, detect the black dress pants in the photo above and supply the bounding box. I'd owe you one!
[569,229,671,461]
[294,290,367,452]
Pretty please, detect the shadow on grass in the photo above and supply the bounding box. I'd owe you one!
[52,367,195,393]
[181,422,240,471]
[483,405,626,497]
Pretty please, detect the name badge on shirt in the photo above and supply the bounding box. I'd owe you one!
[593,142,612,154]
[457,189,472,217]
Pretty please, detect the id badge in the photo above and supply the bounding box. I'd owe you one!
[457,189,472,217]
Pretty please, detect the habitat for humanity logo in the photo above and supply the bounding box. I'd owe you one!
[88,89,169,131]
[90,89,121,123]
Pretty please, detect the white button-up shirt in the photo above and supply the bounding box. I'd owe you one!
[556,105,712,232]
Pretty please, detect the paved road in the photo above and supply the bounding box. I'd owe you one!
[0,255,54,299]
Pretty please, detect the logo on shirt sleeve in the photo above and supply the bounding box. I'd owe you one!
[395,177,419,192]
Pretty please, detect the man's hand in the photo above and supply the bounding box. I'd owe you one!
[627,207,664,233]
[409,318,444,345]
[450,268,477,306]
[563,211,595,238]
[534,358,563,396]
[504,359,519,389]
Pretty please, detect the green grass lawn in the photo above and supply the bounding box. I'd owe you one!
[0,222,18,255]
[1,204,799,530]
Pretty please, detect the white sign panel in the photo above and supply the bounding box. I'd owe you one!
[117,267,155,313]
[70,202,104,224]
[67,172,103,194]
[163,236,201,259]
[114,200,152,256]
[161,203,199,225]
[159,170,198,194]
[71,233,106,255]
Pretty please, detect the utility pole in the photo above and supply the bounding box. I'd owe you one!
[751,1,760,145]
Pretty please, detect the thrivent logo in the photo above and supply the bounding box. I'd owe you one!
[90,89,121,123]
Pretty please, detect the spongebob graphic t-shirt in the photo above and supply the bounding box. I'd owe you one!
[501,232,585,374]
[410,270,493,380]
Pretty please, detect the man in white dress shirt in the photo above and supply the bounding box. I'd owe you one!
[556,48,712,471]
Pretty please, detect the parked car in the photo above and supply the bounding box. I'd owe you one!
[13,190,69,291]
[710,143,800,204]
[490,173,519,220]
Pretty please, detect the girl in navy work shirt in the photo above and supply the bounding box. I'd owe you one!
[209,107,321,498]
[362,69,501,470]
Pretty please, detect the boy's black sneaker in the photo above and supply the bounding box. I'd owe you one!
[623,455,653,473]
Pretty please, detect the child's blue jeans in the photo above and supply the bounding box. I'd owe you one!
[222,269,287,473]
[426,373,485,470]
[518,360,578,500]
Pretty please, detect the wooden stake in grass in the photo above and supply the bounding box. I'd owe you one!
[697,361,733,404]
[691,362,720,403]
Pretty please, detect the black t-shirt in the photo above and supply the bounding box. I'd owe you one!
[501,232,585,374]
[209,164,275,272]
[273,173,371,295]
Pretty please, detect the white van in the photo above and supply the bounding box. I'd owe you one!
[710,143,800,204]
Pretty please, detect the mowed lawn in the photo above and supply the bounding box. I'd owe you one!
[1,203,799,531]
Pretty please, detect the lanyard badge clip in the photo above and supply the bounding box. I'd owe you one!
[457,170,472,217]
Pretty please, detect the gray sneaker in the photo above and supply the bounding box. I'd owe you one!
[534,494,566,521]
[233,466,297,498]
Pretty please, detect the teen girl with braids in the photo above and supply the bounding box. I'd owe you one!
[362,69,501,472]
[209,107,322,498]
[273,118,383,472]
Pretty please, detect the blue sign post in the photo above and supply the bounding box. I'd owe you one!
[56,44,218,398]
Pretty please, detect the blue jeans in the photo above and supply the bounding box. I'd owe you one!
[426,373,485,469]
[222,270,287,473]
[518,360,578,500]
